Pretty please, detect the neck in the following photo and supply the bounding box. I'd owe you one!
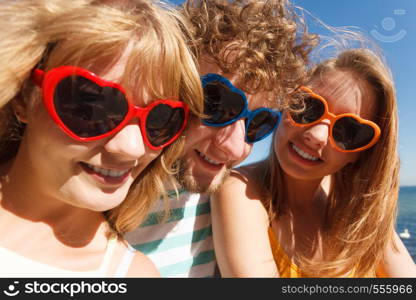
[283,173,331,213]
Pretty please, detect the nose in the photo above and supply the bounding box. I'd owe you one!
[303,121,330,150]
[103,123,147,160]
[213,119,249,161]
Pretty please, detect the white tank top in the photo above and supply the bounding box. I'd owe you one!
[0,238,136,277]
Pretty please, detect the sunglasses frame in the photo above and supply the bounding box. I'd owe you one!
[32,66,189,150]
[288,86,381,153]
[201,73,280,143]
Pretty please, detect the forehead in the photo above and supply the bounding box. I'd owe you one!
[199,57,273,110]
[309,70,377,120]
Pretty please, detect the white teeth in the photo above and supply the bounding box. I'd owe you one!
[291,144,319,161]
[85,164,129,178]
[198,151,222,166]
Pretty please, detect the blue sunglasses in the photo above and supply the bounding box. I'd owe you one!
[201,73,281,143]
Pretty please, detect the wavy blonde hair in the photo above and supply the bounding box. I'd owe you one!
[264,48,399,277]
[0,0,203,235]
[183,0,318,107]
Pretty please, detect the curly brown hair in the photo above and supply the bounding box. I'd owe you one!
[183,0,318,107]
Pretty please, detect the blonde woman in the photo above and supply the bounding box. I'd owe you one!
[212,49,416,277]
[0,0,203,277]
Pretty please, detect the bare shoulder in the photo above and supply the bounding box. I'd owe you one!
[218,161,268,203]
[112,240,160,277]
[211,161,276,277]
[377,231,416,277]
[125,249,160,277]
[214,160,269,222]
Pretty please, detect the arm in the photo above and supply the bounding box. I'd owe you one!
[376,231,416,277]
[211,170,278,277]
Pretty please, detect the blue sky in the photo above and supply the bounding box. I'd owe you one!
[170,0,416,186]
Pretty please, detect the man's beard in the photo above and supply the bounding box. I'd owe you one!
[175,158,231,194]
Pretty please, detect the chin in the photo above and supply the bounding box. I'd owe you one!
[79,198,124,212]
[177,159,231,193]
[196,167,230,194]
[84,197,125,212]
[178,172,216,194]
[280,162,327,181]
[62,187,128,212]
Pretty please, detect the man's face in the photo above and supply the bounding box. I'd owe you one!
[176,58,270,193]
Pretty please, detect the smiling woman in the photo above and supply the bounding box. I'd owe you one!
[0,0,203,277]
[212,48,416,277]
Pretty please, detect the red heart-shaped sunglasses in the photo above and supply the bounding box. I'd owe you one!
[31,66,189,150]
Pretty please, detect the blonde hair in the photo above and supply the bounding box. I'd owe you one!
[0,0,203,235]
[264,48,399,276]
[183,0,318,106]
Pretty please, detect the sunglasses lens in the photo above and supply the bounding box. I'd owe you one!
[203,82,245,124]
[333,117,376,150]
[290,96,325,124]
[246,110,279,143]
[54,76,128,137]
[146,103,185,147]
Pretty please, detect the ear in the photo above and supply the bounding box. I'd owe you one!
[11,97,28,124]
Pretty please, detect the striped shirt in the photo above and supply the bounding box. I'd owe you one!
[124,189,216,277]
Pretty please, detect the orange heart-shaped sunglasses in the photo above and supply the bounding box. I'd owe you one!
[287,86,381,153]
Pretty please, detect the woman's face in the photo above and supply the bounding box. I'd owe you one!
[274,70,378,181]
[17,47,162,212]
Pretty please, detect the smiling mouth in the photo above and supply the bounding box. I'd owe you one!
[289,142,323,164]
[195,150,224,167]
[80,162,131,183]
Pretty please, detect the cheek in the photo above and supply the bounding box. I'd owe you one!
[327,150,359,171]
[235,144,253,166]
[345,151,360,164]
[132,147,161,176]
[183,121,215,152]
[27,101,84,149]
[25,103,66,150]
[275,116,297,144]
[246,144,253,156]
[24,102,102,169]
[145,149,162,164]
[27,98,59,132]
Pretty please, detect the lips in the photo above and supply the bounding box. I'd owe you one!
[288,142,323,166]
[80,162,132,184]
[197,150,222,165]
[194,150,225,170]
[291,143,319,161]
